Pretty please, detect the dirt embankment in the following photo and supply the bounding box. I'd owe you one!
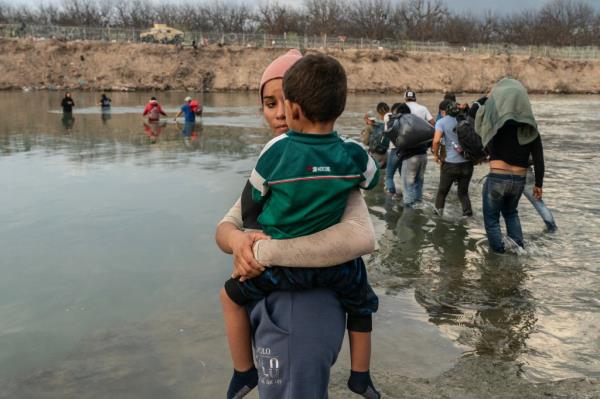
[1,38,599,94]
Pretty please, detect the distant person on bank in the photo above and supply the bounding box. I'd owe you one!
[142,96,167,123]
[476,78,545,253]
[61,92,75,114]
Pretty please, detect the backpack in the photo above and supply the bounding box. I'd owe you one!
[368,122,389,155]
[190,100,202,115]
[148,103,160,120]
[454,114,487,164]
[384,113,434,151]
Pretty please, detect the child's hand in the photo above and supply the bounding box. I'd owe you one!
[229,231,270,281]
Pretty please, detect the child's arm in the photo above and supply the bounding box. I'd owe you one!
[343,137,380,191]
[252,189,375,267]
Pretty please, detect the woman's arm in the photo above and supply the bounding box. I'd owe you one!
[253,189,375,267]
[216,199,267,280]
[531,135,544,199]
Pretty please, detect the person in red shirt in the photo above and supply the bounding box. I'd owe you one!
[142,97,167,122]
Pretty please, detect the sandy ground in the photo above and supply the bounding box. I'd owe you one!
[1,38,600,94]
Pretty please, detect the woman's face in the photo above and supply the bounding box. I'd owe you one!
[261,79,288,136]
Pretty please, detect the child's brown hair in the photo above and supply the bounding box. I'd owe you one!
[283,53,347,123]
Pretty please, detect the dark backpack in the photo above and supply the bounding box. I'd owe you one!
[384,113,434,151]
[454,114,487,164]
[368,122,389,155]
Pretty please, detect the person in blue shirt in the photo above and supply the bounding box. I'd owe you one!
[435,93,456,121]
[174,96,196,123]
[432,100,474,217]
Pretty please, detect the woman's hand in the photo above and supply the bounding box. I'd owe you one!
[533,186,543,200]
[229,230,270,282]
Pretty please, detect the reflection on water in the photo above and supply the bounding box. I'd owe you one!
[364,91,600,380]
[0,91,599,397]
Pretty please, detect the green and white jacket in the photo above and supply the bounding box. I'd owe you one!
[249,130,379,239]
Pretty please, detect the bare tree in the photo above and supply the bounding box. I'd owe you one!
[347,0,394,40]
[536,0,596,45]
[33,3,61,26]
[0,1,12,24]
[203,2,252,33]
[442,13,480,45]
[501,10,538,46]
[59,0,100,26]
[478,10,501,44]
[175,3,212,32]
[1,0,600,47]
[257,2,302,35]
[397,0,448,41]
[303,0,346,36]
[113,0,156,29]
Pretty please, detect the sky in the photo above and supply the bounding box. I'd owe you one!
[7,0,600,15]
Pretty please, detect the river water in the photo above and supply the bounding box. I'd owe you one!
[0,91,598,398]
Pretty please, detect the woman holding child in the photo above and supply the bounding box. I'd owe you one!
[215,50,381,399]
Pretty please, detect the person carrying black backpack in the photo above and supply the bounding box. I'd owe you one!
[432,100,474,217]
[360,111,388,168]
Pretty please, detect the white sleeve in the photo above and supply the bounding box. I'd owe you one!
[217,198,243,228]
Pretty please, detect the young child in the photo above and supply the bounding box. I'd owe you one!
[220,54,381,399]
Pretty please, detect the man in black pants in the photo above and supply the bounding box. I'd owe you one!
[432,100,474,216]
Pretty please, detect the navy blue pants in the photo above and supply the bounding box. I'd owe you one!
[225,257,378,332]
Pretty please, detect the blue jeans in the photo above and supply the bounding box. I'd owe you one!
[385,149,401,193]
[401,154,427,206]
[482,173,526,253]
[524,168,557,231]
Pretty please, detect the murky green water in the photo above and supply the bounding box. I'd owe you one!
[0,91,598,398]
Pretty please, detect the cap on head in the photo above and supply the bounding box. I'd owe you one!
[404,90,416,101]
[260,49,303,100]
[366,111,377,121]
[184,96,192,102]
[151,96,157,101]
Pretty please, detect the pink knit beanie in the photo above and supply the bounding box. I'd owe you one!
[259,49,303,100]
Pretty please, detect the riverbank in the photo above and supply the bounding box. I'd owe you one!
[1,38,600,94]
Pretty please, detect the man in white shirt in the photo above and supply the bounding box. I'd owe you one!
[405,90,435,126]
